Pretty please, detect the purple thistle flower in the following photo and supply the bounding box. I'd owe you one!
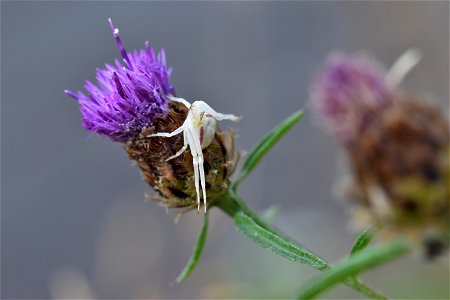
[66,19,175,142]
[311,53,393,143]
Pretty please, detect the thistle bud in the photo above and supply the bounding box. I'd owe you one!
[126,101,238,208]
[66,19,238,210]
[312,52,450,258]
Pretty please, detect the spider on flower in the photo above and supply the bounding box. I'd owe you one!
[148,96,241,213]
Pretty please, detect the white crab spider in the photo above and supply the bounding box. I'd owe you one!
[148,96,241,213]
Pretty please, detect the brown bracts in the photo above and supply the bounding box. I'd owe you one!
[127,101,239,209]
[347,97,450,258]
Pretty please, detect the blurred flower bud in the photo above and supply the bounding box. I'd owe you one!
[347,97,449,258]
[312,52,450,258]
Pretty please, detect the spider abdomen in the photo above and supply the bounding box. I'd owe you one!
[200,116,217,149]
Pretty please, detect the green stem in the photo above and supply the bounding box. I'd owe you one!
[298,240,409,299]
[218,189,311,247]
[215,190,397,299]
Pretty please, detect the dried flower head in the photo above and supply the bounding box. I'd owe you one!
[347,97,449,258]
[312,51,450,258]
[66,19,174,142]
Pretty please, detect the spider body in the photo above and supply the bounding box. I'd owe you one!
[149,96,240,213]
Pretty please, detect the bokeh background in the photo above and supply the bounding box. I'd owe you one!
[2,1,449,299]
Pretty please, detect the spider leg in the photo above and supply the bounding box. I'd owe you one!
[209,112,242,122]
[168,96,192,109]
[192,155,201,213]
[166,143,188,161]
[165,131,188,161]
[147,124,184,138]
[186,128,202,213]
[198,154,207,214]
[194,101,241,122]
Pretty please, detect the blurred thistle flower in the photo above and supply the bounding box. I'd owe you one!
[66,19,238,209]
[311,53,393,143]
[312,50,450,258]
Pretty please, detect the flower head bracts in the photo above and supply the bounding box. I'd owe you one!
[66,19,174,142]
[311,53,392,143]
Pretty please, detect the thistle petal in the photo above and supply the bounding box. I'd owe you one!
[66,19,175,142]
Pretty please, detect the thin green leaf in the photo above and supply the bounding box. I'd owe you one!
[233,110,304,189]
[176,214,209,283]
[234,211,328,270]
[217,190,388,300]
[296,240,409,300]
[343,277,387,300]
[350,227,374,256]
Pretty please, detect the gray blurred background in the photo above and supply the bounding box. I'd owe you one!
[2,1,449,299]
